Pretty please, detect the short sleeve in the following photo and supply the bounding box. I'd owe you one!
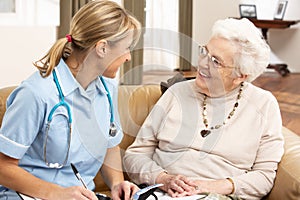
[0,84,44,159]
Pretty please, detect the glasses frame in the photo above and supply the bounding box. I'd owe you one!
[198,45,237,69]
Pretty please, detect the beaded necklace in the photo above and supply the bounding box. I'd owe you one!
[200,82,244,137]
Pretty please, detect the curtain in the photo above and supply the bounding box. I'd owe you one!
[57,0,90,39]
[178,0,193,71]
[143,0,179,72]
[121,0,145,85]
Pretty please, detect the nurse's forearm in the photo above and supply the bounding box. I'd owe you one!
[0,152,62,199]
[100,146,124,188]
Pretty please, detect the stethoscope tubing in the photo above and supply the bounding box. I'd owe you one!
[49,69,72,123]
[43,69,116,168]
[100,76,114,124]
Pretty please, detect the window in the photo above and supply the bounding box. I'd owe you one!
[143,0,179,71]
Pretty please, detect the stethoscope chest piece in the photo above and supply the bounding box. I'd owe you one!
[100,76,117,137]
[109,122,117,137]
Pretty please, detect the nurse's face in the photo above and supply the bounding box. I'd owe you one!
[102,32,134,78]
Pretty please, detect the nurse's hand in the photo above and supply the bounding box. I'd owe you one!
[51,186,98,200]
[111,180,139,200]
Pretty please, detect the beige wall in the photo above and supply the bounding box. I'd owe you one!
[0,26,57,88]
[193,0,300,72]
[1,0,299,89]
[0,0,124,88]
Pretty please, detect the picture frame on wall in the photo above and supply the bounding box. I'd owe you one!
[239,4,257,19]
[274,1,288,20]
[0,0,59,26]
[0,0,15,13]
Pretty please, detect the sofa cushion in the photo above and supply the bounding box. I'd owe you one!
[118,84,161,151]
[266,127,300,200]
[94,85,162,192]
[0,86,16,127]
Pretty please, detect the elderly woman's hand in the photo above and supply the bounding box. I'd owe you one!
[155,172,198,197]
[190,179,234,196]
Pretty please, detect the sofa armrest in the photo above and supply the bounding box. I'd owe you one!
[266,127,300,200]
[0,86,17,127]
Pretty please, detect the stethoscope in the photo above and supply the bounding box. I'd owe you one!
[43,70,117,168]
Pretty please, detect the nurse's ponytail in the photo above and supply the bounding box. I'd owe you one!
[34,0,141,78]
[34,37,70,77]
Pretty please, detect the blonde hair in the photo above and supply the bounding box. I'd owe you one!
[211,18,270,82]
[34,0,141,77]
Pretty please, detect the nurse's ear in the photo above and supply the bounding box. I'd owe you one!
[95,40,108,58]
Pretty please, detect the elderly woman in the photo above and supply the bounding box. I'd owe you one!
[0,1,140,199]
[123,18,284,200]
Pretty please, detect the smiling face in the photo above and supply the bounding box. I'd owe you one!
[64,32,135,90]
[195,37,245,97]
[101,32,134,78]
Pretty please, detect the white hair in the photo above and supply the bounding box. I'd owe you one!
[211,18,270,82]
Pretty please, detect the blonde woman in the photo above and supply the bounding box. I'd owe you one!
[0,1,140,199]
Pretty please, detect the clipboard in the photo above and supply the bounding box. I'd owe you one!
[17,191,110,200]
[17,192,41,200]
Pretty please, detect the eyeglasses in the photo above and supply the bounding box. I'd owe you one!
[198,45,236,69]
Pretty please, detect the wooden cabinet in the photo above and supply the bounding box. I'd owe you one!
[247,19,300,76]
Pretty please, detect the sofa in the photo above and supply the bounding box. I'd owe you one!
[0,85,300,199]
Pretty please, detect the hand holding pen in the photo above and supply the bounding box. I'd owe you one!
[71,163,110,200]
[71,163,88,188]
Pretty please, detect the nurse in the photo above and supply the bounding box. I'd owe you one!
[0,0,141,199]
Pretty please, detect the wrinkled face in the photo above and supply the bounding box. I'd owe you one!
[195,37,241,97]
[102,32,134,78]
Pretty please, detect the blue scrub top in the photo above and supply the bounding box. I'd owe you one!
[0,59,123,198]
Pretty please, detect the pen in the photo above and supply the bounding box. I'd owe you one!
[71,163,88,189]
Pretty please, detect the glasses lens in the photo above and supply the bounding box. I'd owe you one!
[198,46,207,57]
[211,56,222,68]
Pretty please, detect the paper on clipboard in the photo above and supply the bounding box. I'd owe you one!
[17,192,41,200]
[148,191,207,200]
[16,190,206,200]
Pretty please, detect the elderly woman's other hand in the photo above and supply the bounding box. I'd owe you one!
[155,172,198,197]
[190,179,234,196]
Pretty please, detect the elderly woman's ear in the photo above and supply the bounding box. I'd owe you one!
[233,74,248,85]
